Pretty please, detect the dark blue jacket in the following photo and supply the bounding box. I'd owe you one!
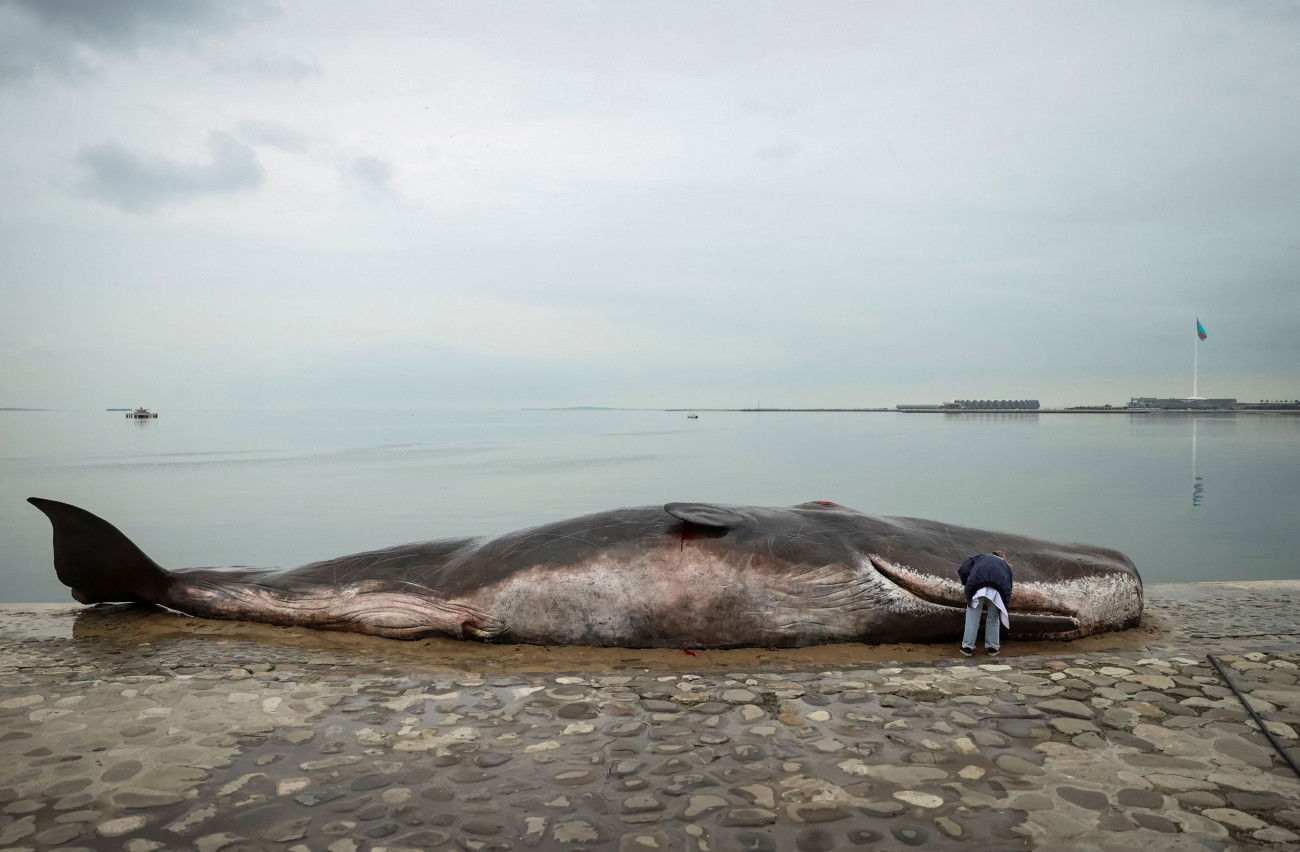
[958,554,1012,605]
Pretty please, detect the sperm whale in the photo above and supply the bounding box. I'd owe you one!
[28,498,1142,648]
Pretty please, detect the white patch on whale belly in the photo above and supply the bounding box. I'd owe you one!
[471,551,902,647]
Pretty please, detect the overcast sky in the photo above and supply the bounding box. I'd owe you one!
[2,0,1298,410]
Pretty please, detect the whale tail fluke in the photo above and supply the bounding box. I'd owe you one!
[27,498,170,604]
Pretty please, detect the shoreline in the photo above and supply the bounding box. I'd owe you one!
[663,408,1300,414]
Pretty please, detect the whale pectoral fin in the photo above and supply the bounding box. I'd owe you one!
[663,503,747,530]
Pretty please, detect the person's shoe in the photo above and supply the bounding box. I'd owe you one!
[987,647,1000,656]
[960,646,974,657]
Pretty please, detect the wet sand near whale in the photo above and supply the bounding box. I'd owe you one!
[1,581,1298,851]
[0,601,1161,675]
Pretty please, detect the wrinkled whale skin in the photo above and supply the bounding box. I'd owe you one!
[28,498,1143,648]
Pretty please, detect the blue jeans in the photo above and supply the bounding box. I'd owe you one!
[962,599,1000,651]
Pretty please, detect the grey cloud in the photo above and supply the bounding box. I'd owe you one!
[0,0,272,82]
[11,0,271,48]
[0,6,81,81]
[236,125,394,199]
[77,132,265,213]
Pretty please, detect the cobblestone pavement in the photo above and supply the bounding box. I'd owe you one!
[1,582,1298,852]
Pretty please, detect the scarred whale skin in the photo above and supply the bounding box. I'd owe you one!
[28,498,1143,648]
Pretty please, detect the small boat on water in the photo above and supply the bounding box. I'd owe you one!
[687,413,699,419]
[125,407,158,419]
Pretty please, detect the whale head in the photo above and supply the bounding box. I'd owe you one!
[665,500,1144,643]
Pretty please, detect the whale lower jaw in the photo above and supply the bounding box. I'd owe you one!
[867,555,1081,636]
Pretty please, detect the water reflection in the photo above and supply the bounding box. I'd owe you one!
[1191,417,1204,508]
[941,413,1041,422]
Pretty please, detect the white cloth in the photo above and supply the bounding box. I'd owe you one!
[972,586,1010,629]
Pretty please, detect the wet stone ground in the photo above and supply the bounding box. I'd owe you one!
[1,582,1299,851]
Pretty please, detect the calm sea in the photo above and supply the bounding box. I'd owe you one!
[3,409,1298,602]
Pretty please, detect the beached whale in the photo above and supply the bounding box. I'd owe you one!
[28,498,1142,648]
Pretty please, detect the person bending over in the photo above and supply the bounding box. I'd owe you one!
[958,549,1012,656]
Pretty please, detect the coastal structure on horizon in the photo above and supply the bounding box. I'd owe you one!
[894,396,1299,412]
[1129,396,1237,410]
[897,399,1040,411]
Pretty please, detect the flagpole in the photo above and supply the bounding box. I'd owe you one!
[1193,330,1198,398]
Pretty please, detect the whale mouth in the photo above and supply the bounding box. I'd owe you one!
[868,554,1080,634]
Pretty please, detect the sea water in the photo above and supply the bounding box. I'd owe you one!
[2,409,1298,602]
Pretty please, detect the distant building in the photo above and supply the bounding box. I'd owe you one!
[897,400,1039,411]
[1128,397,1237,410]
[952,399,1040,410]
[1238,400,1300,410]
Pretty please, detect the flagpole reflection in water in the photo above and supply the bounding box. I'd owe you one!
[1191,416,1205,508]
